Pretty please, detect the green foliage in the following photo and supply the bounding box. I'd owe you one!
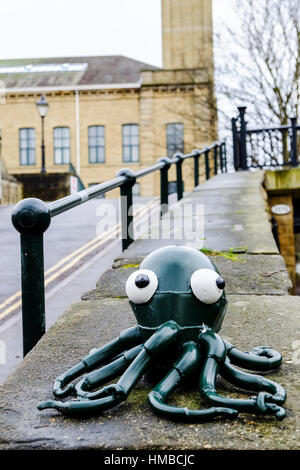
[121,264,140,269]
[200,247,248,262]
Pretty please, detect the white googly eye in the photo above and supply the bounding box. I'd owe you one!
[190,269,225,304]
[126,269,158,304]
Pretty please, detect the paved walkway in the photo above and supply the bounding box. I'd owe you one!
[0,171,299,450]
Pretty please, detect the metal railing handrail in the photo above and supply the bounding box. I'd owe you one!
[134,162,164,179]
[48,175,126,217]
[11,140,227,356]
[232,107,299,170]
[246,125,291,134]
[47,145,227,218]
[246,123,300,134]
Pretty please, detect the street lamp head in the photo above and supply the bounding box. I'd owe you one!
[36,94,49,118]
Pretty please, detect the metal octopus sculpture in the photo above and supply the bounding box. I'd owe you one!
[38,246,287,421]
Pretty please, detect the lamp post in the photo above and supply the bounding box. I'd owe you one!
[36,95,49,174]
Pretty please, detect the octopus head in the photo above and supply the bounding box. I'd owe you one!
[126,245,226,333]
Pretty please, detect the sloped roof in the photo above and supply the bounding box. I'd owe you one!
[0,55,159,90]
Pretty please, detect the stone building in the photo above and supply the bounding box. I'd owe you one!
[0,0,216,198]
[0,130,21,205]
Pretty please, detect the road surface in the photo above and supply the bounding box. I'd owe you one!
[0,195,159,382]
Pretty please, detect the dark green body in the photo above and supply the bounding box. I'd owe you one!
[133,246,226,336]
[38,245,287,422]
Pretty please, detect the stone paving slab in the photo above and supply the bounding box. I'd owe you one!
[120,175,278,255]
[81,254,292,300]
[202,226,278,254]
[142,201,271,233]
[120,198,278,255]
[170,191,268,216]
[0,295,299,450]
[193,170,265,190]
[120,226,278,257]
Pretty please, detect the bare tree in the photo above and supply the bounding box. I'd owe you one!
[215,0,300,127]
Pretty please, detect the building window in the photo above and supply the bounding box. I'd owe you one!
[19,128,35,165]
[54,126,70,164]
[122,124,139,162]
[88,126,105,163]
[166,123,184,158]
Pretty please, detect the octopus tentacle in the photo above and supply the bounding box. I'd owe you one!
[199,330,286,420]
[37,392,123,416]
[223,340,282,371]
[75,344,144,399]
[148,341,238,422]
[198,329,257,412]
[38,320,181,417]
[52,325,141,398]
[220,358,286,405]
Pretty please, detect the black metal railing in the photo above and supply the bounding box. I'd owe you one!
[232,106,300,170]
[11,141,227,356]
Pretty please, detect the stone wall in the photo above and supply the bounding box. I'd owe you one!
[161,0,213,73]
[0,178,21,205]
[267,194,296,285]
[0,145,22,205]
[14,172,72,201]
[264,168,300,287]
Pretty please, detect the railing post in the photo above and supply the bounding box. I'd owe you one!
[223,142,228,172]
[219,143,224,173]
[175,153,184,200]
[157,157,171,216]
[192,149,200,187]
[232,118,239,170]
[213,145,218,175]
[290,117,298,167]
[238,106,248,170]
[204,148,210,180]
[116,168,136,251]
[11,198,51,356]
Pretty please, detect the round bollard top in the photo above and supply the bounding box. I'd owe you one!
[12,198,51,235]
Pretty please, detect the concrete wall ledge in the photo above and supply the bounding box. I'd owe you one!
[0,171,299,450]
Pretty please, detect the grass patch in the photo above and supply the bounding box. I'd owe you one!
[121,263,140,269]
[229,246,248,253]
[200,247,247,262]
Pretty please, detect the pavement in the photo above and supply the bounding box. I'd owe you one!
[0,171,299,450]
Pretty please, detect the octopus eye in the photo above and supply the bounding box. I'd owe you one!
[190,269,224,304]
[126,269,158,304]
[216,276,225,290]
[135,274,150,288]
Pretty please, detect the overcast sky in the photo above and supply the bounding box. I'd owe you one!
[0,0,236,67]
